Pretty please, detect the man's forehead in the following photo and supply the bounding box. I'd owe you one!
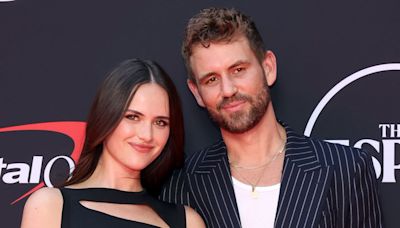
[190,38,252,67]
[190,35,249,53]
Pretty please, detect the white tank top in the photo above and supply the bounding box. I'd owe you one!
[232,177,281,228]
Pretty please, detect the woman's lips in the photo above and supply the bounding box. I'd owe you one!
[129,143,154,153]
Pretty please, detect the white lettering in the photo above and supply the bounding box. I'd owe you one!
[0,156,75,185]
[0,158,7,175]
[390,124,400,138]
[43,156,75,187]
[2,163,30,183]
[381,139,400,183]
[29,156,43,183]
[379,124,390,138]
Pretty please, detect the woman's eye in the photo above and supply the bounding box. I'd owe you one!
[154,119,169,127]
[126,114,139,121]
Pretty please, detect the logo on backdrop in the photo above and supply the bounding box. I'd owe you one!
[0,121,86,204]
[304,63,400,183]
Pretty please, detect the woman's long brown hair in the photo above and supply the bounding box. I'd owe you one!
[63,59,184,196]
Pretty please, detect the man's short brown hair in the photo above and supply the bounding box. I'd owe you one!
[182,7,266,81]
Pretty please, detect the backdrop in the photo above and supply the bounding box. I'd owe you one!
[1,0,399,227]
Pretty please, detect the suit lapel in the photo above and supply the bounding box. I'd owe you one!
[190,141,242,228]
[188,128,333,228]
[275,129,333,227]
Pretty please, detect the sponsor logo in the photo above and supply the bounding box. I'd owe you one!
[0,156,75,185]
[0,121,85,204]
[304,63,400,183]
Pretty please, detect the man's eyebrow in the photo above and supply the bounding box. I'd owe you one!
[197,60,250,82]
[198,72,217,82]
[228,60,249,70]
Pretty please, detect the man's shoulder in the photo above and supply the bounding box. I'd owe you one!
[178,140,227,175]
[306,135,372,167]
[160,140,227,200]
[285,126,370,166]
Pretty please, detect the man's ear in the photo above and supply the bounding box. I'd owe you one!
[262,50,278,87]
[187,79,205,107]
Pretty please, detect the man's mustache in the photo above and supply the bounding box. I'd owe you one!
[217,93,252,110]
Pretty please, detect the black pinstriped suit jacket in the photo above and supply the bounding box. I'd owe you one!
[161,127,383,228]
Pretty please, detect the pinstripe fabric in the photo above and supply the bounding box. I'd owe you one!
[161,127,383,228]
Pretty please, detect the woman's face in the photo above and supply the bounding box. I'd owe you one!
[103,83,170,173]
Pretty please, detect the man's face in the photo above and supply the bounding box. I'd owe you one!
[188,36,277,133]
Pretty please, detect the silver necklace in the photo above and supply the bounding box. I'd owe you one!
[229,142,286,198]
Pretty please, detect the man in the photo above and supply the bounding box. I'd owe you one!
[161,7,383,228]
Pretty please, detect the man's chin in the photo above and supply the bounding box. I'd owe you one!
[221,124,252,134]
[220,118,254,134]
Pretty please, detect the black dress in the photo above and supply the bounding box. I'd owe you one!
[60,188,186,227]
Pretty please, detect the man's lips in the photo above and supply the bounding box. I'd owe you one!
[129,143,154,153]
[221,100,246,112]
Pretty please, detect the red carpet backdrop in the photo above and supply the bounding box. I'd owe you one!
[1,1,400,227]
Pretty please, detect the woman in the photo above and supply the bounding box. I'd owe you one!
[21,59,205,227]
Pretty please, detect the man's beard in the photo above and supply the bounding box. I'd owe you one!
[207,81,270,134]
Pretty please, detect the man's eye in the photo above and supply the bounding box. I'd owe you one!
[205,76,218,85]
[233,67,245,74]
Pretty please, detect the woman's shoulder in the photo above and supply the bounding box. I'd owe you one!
[184,206,205,228]
[25,187,63,208]
[28,187,63,205]
[21,187,63,228]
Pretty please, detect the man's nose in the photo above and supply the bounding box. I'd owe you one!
[220,77,238,98]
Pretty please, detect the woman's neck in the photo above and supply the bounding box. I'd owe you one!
[75,152,143,192]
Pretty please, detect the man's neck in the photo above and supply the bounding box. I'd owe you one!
[221,107,286,166]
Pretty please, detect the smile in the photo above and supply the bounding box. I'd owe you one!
[221,100,246,112]
[129,143,154,153]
